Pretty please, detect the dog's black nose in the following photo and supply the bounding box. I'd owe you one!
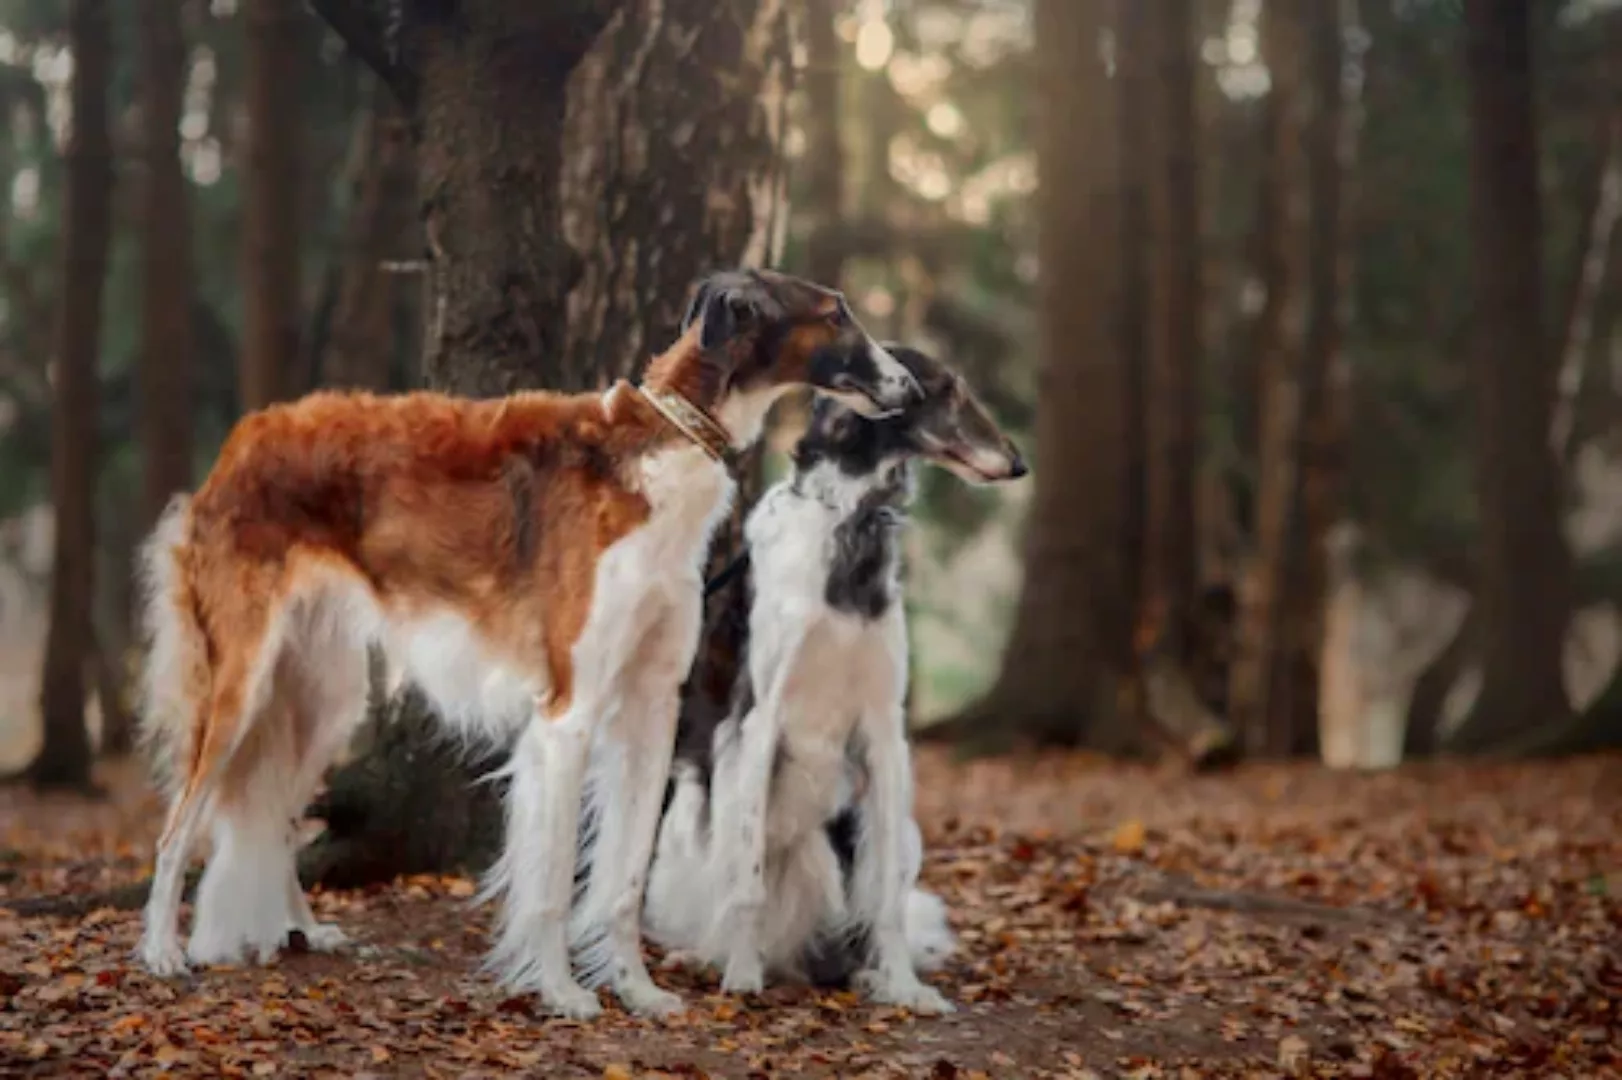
[1008,450,1028,479]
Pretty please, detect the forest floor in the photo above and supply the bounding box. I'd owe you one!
[1,749,1619,1079]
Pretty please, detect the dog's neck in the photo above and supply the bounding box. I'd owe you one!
[638,327,790,457]
[791,455,915,518]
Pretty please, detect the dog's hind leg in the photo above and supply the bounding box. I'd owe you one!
[139,594,279,976]
[187,654,311,966]
[849,704,953,1014]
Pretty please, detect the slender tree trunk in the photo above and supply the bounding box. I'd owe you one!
[239,0,303,411]
[1117,0,1152,677]
[114,0,199,760]
[302,0,795,885]
[1128,0,1236,765]
[1274,0,1364,758]
[320,81,419,391]
[951,0,1133,751]
[1143,0,1201,658]
[1448,0,1572,752]
[1227,0,1312,757]
[33,0,113,791]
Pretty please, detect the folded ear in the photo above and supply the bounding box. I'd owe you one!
[683,272,782,351]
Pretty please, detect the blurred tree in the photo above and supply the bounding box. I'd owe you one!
[300,0,794,885]
[120,0,199,759]
[1117,0,1150,647]
[240,0,304,411]
[32,0,113,790]
[1143,0,1201,664]
[1275,0,1362,758]
[1129,0,1235,767]
[946,0,1132,750]
[1448,0,1572,752]
[1228,0,1310,758]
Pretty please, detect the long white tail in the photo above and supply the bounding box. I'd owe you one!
[135,495,210,798]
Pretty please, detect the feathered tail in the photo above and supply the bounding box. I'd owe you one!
[135,495,210,799]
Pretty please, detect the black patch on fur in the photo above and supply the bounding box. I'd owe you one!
[791,397,914,480]
[824,490,905,620]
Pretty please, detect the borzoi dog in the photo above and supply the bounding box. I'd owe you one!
[133,268,922,1019]
[644,345,1025,1014]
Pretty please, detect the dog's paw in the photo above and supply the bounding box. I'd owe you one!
[658,948,706,972]
[618,979,685,1019]
[137,935,190,978]
[720,953,765,995]
[858,971,956,1015]
[296,923,350,952]
[543,982,604,1021]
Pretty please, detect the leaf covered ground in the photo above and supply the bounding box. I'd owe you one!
[1,749,1619,1078]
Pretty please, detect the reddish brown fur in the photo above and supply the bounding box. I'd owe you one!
[165,336,727,817]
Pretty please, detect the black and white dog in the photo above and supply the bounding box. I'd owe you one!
[644,345,1026,1013]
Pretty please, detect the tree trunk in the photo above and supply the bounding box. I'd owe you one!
[1274,0,1363,759]
[1447,0,1573,752]
[239,0,304,412]
[948,0,1133,752]
[320,81,419,391]
[1128,0,1237,765]
[301,0,795,885]
[33,0,113,791]
[113,0,199,760]
[1227,0,1312,758]
[1117,0,1151,675]
[801,0,847,290]
[1143,0,1201,660]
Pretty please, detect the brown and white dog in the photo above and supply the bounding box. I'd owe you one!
[133,268,921,1019]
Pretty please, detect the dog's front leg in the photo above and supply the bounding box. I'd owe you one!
[851,706,953,1015]
[483,702,601,1019]
[711,630,806,994]
[571,653,687,1019]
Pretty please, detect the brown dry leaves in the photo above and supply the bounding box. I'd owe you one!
[2,752,1619,1077]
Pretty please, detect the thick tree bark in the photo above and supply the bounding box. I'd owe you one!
[949,0,1133,751]
[1447,0,1573,752]
[239,0,303,411]
[33,0,113,791]
[301,0,795,885]
[320,81,419,391]
[1227,0,1311,758]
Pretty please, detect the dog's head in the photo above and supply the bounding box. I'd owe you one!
[680,269,923,421]
[794,344,1027,485]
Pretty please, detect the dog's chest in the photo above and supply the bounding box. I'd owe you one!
[745,480,908,761]
[631,447,736,574]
